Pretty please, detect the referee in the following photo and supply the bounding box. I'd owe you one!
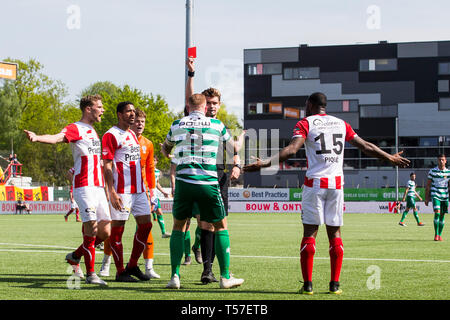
[185,58,243,284]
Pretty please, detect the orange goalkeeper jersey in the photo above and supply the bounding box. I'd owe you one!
[138,135,155,190]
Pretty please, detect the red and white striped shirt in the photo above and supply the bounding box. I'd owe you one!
[61,122,104,189]
[102,126,144,194]
[292,114,357,189]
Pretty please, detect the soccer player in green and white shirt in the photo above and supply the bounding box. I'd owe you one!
[425,154,450,241]
[399,172,424,226]
[161,93,243,290]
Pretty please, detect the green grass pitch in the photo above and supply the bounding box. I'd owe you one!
[0,212,449,301]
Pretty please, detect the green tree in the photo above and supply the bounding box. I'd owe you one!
[0,58,77,185]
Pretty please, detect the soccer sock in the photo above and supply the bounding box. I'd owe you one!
[157,214,166,234]
[201,229,215,272]
[143,230,154,260]
[66,209,73,217]
[438,214,445,236]
[184,230,191,256]
[109,225,125,274]
[214,230,231,279]
[412,211,421,224]
[82,235,96,274]
[152,212,157,221]
[145,258,154,270]
[103,237,112,256]
[300,237,316,283]
[329,237,344,282]
[193,226,201,250]
[75,209,80,220]
[434,212,440,236]
[400,210,408,223]
[128,222,152,268]
[170,230,185,277]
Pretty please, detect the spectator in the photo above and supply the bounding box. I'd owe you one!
[16,198,31,214]
[9,154,19,177]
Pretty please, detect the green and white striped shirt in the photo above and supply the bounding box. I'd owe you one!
[428,166,450,201]
[406,180,416,198]
[165,111,231,185]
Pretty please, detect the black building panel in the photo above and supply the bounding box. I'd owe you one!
[358,118,395,138]
[298,43,397,72]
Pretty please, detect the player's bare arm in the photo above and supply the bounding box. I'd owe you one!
[223,138,242,180]
[103,159,123,211]
[24,130,66,144]
[415,190,423,201]
[185,57,195,105]
[244,136,305,172]
[348,136,410,168]
[157,183,169,198]
[402,187,409,202]
[161,140,174,158]
[425,179,432,206]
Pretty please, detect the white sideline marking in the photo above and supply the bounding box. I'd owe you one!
[0,242,449,263]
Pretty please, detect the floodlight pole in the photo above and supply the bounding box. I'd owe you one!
[185,0,193,103]
[395,117,399,201]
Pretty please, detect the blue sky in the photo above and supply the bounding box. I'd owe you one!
[1,0,449,123]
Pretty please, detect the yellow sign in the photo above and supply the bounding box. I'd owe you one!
[0,62,18,80]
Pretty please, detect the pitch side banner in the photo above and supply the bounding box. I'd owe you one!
[0,201,71,214]
[160,200,435,214]
[228,188,290,201]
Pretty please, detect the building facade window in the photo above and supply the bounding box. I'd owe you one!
[360,105,398,118]
[359,59,397,71]
[326,100,358,112]
[439,97,450,110]
[284,107,302,119]
[248,63,282,75]
[438,80,449,93]
[438,62,450,75]
[283,67,319,80]
[248,102,283,114]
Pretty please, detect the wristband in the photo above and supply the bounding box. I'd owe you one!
[188,70,195,77]
[233,164,242,169]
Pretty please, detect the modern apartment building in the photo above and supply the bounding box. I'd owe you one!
[243,40,450,188]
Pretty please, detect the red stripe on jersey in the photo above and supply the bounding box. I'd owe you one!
[75,156,89,188]
[129,130,140,144]
[62,123,82,143]
[292,118,309,139]
[335,176,342,189]
[93,155,99,186]
[344,121,357,141]
[320,177,328,189]
[304,177,314,187]
[129,161,137,194]
[116,162,125,193]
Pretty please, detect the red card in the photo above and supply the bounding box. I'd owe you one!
[188,46,197,58]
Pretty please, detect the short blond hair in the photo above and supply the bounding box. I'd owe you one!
[80,94,102,111]
[135,108,146,119]
[188,93,206,107]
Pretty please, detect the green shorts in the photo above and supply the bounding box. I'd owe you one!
[432,197,449,213]
[406,196,416,209]
[172,179,226,223]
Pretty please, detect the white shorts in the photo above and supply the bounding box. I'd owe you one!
[73,187,111,223]
[301,185,344,227]
[70,201,78,209]
[110,192,151,221]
